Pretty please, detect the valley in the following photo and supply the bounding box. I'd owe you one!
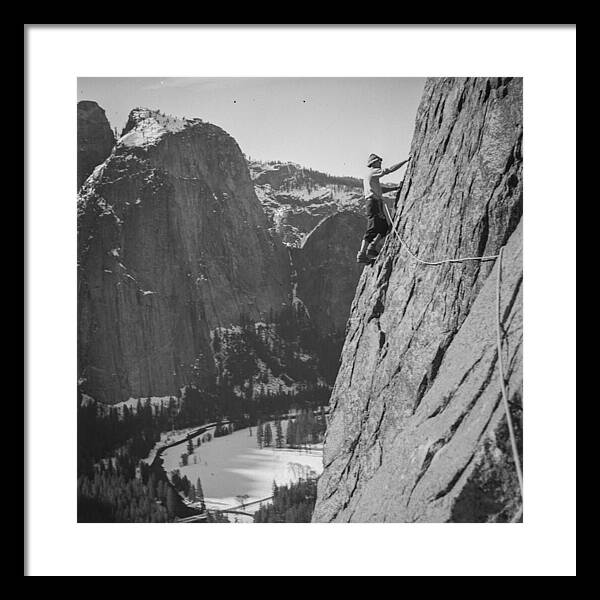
[159,420,323,522]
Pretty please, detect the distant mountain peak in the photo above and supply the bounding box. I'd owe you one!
[248,159,361,188]
[248,159,365,247]
[119,108,204,148]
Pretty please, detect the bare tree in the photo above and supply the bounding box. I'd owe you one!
[235,494,250,509]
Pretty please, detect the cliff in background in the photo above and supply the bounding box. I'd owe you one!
[78,109,291,404]
[77,101,115,189]
[313,77,523,523]
[292,212,364,335]
[77,108,366,406]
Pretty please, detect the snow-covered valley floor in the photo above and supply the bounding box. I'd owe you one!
[160,422,323,520]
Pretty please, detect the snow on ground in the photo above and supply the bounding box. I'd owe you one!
[80,393,96,407]
[78,392,182,419]
[161,421,323,514]
[112,394,180,412]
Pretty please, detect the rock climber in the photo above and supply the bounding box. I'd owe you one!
[356,153,411,264]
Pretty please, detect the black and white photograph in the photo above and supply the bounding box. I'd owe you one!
[76,76,523,525]
[25,25,576,576]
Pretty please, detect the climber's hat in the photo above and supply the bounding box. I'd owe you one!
[367,153,383,167]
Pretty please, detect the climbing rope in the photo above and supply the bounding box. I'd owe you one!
[495,247,524,503]
[383,205,500,265]
[383,204,523,514]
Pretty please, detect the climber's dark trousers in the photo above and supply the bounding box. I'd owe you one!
[363,196,390,243]
[363,215,390,243]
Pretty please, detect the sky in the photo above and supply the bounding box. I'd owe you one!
[78,77,425,178]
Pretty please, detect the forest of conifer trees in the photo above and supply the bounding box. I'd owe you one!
[253,478,318,523]
[77,382,329,523]
[77,300,337,523]
[255,410,326,450]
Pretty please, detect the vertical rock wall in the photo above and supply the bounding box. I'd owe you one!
[78,110,291,404]
[292,212,365,335]
[77,100,115,189]
[313,77,523,522]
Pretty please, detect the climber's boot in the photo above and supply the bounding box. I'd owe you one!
[366,242,379,259]
[356,251,371,264]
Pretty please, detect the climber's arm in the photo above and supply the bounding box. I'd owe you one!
[381,156,411,176]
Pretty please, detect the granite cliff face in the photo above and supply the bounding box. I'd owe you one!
[249,160,366,246]
[77,101,115,189]
[78,109,291,404]
[313,77,523,523]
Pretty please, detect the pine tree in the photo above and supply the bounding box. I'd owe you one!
[275,420,284,449]
[287,419,297,448]
[148,474,156,500]
[157,480,166,502]
[196,477,205,511]
[263,423,273,447]
[256,422,264,449]
[187,438,194,456]
[166,487,178,518]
